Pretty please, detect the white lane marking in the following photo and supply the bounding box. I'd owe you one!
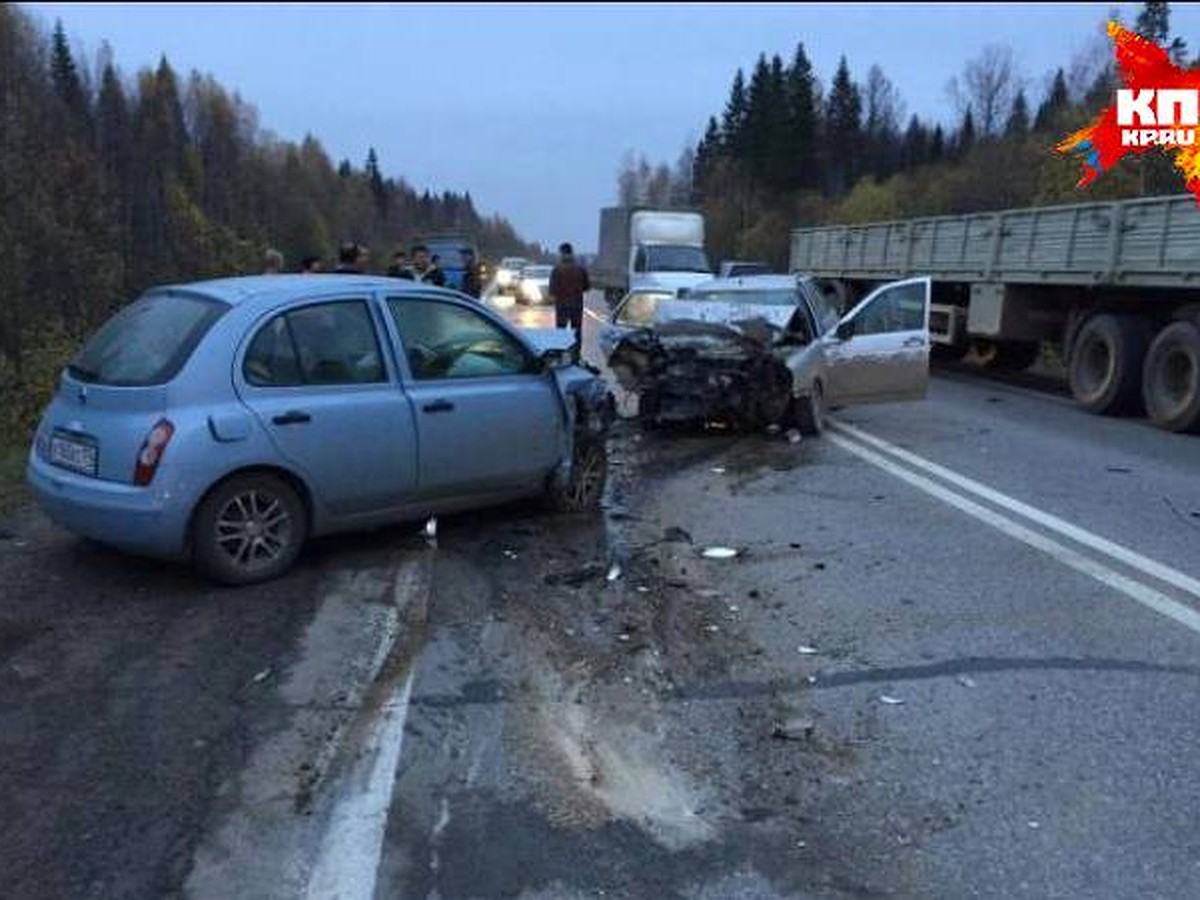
[827,432,1200,636]
[830,419,1200,602]
[305,673,414,900]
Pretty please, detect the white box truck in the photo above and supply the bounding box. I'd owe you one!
[594,207,713,304]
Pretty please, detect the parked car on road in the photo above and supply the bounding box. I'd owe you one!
[28,276,614,585]
[602,274,931,433]
[495,257,529,293]
[516,264,554,305]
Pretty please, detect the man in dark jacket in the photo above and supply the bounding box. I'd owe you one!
[335,242,369,274]
[460,248,483,299]
[410,245,446,286]
[549,242,590,355]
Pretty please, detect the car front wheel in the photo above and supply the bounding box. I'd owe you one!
[547,437,608,512]
[193,472,308,585]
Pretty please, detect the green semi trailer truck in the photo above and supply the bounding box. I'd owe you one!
[789,194,1200,433]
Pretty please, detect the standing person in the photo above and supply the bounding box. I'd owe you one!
[410,245,446,286]
[300,255,323,274]
[460,247,483,299]
[549,242,590,356]
[263,248,284,274]
[387,249,414,279]
[335,241,369,274]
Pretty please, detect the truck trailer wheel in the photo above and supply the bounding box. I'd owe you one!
[973,340,1041,371]
[1068,314,1152,416]
[1142,321,1200,432]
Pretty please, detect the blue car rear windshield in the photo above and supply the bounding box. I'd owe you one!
[69,293,228,386]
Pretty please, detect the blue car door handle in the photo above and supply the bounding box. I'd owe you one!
[272,410,312,425]
[422,399,455,414]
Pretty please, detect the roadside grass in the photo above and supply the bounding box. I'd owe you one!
[0,441,28,515]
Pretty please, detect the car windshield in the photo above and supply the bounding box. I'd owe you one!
[646,245,711,273]
[688,288,798,307]
[68,293,228,386]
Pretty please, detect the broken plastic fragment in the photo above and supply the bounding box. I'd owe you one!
[636,586,649,593]
[786,429,802,444]
[879,695,905,705]
[423,516,438,540]
[503,549,519,560]
[252,668,272,684]
[956,675,977,688]
[705,624,720,633]
[606,563,622,582]
[797,645,819,655]
[701,547,739,560]
[711,467,726,474]
[766,424,782,435]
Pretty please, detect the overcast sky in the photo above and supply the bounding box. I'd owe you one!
[22,3,1200,251]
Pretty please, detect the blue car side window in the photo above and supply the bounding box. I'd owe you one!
[387,298,536,381]
[244,300,385,386]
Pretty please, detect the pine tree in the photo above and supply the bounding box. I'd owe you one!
[1034,69,1069,132]
[365,147,388,220]
[955,107,977,158]
[824,57,862,194]
[1005,90,1029,138]
[49,20,89,128]
[722,69,749,157]
[785,42,819,190]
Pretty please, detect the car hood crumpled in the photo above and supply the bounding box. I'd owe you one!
[608,317,795,430]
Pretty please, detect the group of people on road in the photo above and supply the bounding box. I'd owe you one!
[261,239,591,355]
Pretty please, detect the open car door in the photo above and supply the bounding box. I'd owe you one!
[822,277,931,406]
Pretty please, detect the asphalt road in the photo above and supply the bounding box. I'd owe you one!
[2,289,1198,899]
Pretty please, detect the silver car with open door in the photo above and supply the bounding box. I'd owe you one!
[603,274,931,434]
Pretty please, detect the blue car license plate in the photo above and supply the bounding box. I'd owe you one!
[49,434,98,477]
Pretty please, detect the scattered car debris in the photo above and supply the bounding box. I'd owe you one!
[705,624,720,633]
[1028,821,1041,830]
[251,668,272,685]
[771,717,815,742]
[786,429,802,444]
[701,547,739,560]
[606,563,623,583]
[544,562,606,587]
[879,695,905,705]
[636,586,650,594]
[797,645,819,655]
[956,675,977,688]
[662,526,694,544]
[710,467,727,474]
[502,550,519,560]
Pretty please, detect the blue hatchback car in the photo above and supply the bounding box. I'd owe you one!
[27,276,613,584]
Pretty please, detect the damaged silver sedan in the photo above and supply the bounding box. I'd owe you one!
[600,274,932,434]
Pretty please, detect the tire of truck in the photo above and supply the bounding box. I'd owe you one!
[1141,320,1200,433]
[792,381,825,436]
[1067,313,1153,416]
[973,339,1041,371]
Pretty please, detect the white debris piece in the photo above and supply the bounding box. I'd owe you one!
[797,645,819,655]
[786,429,802,444]
[705,624,720,633]
[423,516,438,540]
[956,675,977,688]
[606,563,622,582]
[252,668,272,684]
[710,467,726,474]
[636,586,650,594]
[879,695,905,705]
[502,549,519,560]
[701,547,739,560]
